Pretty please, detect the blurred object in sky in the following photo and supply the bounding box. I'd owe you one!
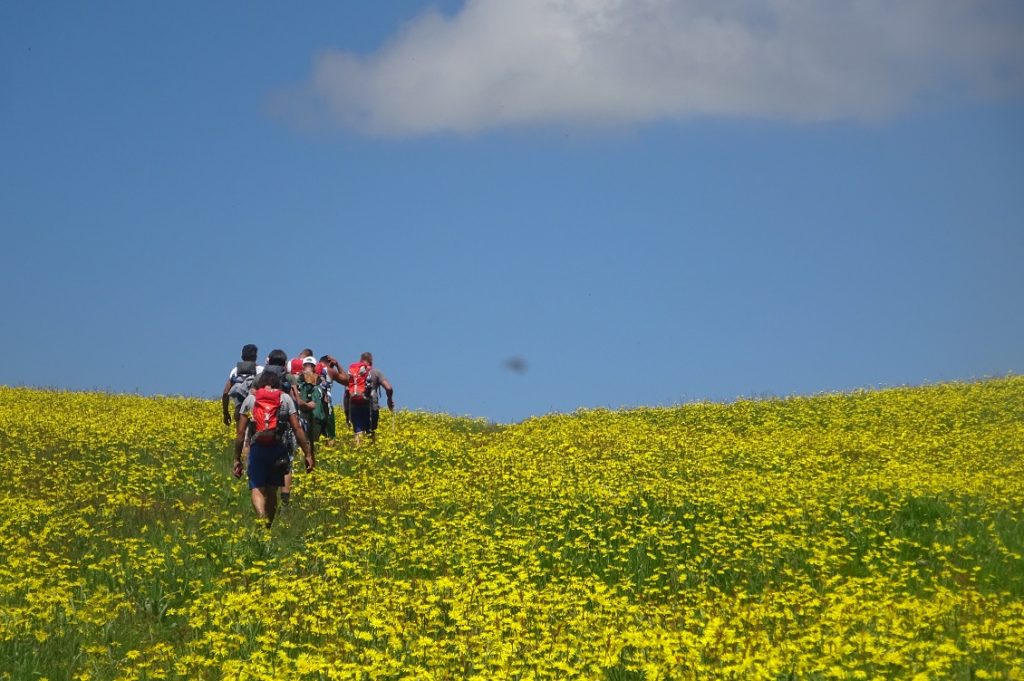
[503,356,527,374]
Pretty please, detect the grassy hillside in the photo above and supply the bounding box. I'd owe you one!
[0,378,1022,680]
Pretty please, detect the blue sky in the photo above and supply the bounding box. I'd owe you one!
[2,1,1022,423]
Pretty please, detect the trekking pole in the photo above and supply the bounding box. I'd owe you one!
[391,404,397,440]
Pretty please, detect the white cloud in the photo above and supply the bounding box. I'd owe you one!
[277,0,1024,136]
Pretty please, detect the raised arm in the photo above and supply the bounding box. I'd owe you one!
[330,365,350,386]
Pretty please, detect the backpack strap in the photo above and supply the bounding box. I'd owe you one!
[236,360,257,377]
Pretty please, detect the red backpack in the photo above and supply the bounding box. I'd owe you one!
[251,387,282,442]
[348,362,372,403]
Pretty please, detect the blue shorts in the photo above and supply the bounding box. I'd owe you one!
[248,439,287,490]
[349,401,372,434]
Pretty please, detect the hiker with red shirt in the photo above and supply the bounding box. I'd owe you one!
[233,369,314,527]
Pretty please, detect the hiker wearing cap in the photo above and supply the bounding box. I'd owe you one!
[348,352,394,445]
[296,355,328,452]
[233,369,314,526]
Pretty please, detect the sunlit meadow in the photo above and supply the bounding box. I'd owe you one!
[1,377,1022,680]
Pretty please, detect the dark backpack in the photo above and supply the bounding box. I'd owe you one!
[263,364,294,394]
[228,361,258,405]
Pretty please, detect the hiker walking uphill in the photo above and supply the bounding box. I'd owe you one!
[233,369,314,527]
[348,352,394,445]
[262,349,304,505]
[296,356,328,453]
[365,353,395,441]
[316,354,348,446]
[222,344,263,426]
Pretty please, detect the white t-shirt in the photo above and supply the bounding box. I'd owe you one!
[228,364,264,381]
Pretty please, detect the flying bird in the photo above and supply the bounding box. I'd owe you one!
[503,356,527,374]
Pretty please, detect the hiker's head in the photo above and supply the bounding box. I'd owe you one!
[302,356,317,382]
[241,344,258,362]
[267,349,288,368]
[255,370,281,390]
[361,352,373,365]
[299,348,313,359]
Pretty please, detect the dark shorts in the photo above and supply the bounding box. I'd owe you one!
[349,401,372,434]
[247,439,287,490]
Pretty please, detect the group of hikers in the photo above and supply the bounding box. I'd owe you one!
[221,344,395,525]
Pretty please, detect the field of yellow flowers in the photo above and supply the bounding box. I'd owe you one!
[0,377,1022,680]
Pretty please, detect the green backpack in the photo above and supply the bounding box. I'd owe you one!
[298,376,326,421]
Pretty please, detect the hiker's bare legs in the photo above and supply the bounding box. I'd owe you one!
[251,487,278,526]
[278,434,297,504]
